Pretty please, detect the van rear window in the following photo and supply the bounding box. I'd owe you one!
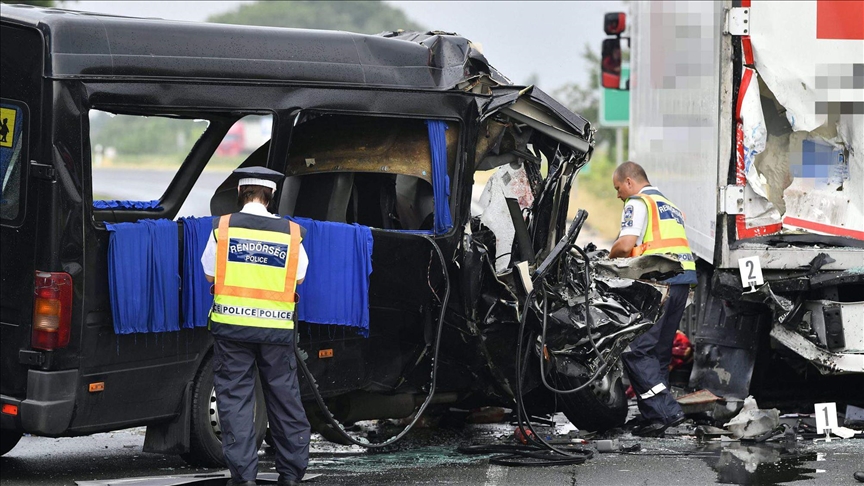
[0,100,27,222]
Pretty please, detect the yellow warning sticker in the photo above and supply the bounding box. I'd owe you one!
[0,107,16,149]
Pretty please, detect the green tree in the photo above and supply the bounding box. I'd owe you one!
[90,112,208,162]
[1,0,56,6]
[208,1,424,34]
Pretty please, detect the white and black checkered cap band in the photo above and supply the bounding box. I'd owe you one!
[238,178,277,190]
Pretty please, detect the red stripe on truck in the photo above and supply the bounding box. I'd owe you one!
[817,0,864,40]
[735,68,754,121]
[742,37,754,65]
[783,217,864,240]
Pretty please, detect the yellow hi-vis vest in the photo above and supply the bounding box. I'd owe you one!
[628,191,696,272]
[211,214,302,341]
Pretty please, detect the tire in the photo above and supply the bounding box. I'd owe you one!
[555,361,628,433]
[0,428,23,456]
[182,352,267,467]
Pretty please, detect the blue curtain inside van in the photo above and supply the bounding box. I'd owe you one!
[288,216,373,336]
[179,216,215,329]
[94,200,162,210]
[106,219,180,334]
[426,120,453,235]
[107,215,372,336]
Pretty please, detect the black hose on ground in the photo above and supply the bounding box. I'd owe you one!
[458,443,593,467]
[293,234,450,448]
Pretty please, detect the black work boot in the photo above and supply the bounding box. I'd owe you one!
[631,420,667,437]
[277,477,301,486]
[631,412,685,437]
[226,480,257,486]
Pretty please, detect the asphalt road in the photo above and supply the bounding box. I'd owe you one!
[3,414,863,486]
[92,167,230,219]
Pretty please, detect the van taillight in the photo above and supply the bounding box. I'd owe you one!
[31,271,73,351]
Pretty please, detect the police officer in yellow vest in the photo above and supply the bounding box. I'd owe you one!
[610,161,695,437]
[201,167,310,486]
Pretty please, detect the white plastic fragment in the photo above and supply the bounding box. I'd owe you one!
[477,163,535,273]
[724,396,780,439]
[832,426,857,439]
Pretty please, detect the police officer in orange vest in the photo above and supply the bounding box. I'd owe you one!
[201,167,310,486]
[610,161,695,437]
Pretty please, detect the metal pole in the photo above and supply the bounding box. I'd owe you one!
[616,126,624,165]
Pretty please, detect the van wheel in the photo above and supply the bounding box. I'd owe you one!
[182,353,267,467]
[555,361,627,433]
[0,429,23,456]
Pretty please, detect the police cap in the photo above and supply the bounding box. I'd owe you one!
[233,166,284,191]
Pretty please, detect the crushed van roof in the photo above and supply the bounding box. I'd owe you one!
[1,4,509,90]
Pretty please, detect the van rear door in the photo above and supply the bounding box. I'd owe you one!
[0,22,44,400]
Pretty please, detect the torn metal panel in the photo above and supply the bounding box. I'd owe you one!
[592,254,684,281]
[738,283,796,323]
[748,1,864,239]
[770,324,864,374]
[723,244,864,270]
[739,69,783,230]
[748,2,864,134]
[473,120,509,171]
[781,128,861,237]
[479,86,592,154]
[477,163,536,273]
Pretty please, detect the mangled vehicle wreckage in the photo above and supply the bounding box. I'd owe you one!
[0,6,671,463]
[610,1,864,409]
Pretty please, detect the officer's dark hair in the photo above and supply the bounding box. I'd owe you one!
[237,185,273,207]
[613,161,650,184]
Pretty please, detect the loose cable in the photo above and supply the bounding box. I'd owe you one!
[294,234,450,448]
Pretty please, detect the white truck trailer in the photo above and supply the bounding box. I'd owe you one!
[605,1,863,405]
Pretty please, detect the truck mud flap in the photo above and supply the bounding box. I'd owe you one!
[689,294,771,399]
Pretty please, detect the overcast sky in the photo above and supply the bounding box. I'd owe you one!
[65,1,624,91]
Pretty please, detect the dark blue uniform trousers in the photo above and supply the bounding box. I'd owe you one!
[213,338,311,482]
[621,284,688,422]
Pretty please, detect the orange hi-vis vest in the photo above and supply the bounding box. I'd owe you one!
[628,190,696,272]
[210,213,302,344]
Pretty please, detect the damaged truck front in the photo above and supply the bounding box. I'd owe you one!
[609,1,864,406]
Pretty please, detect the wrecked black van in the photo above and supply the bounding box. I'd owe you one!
[0,5,669,465]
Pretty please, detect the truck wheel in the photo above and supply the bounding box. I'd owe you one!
[555,362,627,433]
[0,429,23,456]
[182,353,267,467]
